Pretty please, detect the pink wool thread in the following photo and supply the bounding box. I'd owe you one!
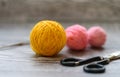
[87,26,106,47]
[65,24,88,50]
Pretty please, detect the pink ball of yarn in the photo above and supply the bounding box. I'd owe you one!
[65,24,88,50]
[87,26,107,47]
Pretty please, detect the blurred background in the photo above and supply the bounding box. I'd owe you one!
[0,0,120,23]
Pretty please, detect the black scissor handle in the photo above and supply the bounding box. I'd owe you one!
[60,58,82,66]
[60,56,103,67]
[83,59,109,73]
[96,59,110,65]
[83,63,105,73]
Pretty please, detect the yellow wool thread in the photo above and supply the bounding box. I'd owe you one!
[30,20,66,56]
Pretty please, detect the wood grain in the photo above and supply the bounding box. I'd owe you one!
[0,22,120,77]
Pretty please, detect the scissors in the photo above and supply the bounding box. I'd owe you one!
[60,52,120,73]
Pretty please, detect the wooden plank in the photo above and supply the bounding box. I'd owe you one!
[0,23,120,77]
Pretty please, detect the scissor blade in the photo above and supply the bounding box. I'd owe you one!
[105,51,120,61]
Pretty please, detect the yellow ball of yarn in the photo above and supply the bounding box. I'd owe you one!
[30,20,66,56]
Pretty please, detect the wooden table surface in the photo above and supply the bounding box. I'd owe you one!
[0,22,120,77]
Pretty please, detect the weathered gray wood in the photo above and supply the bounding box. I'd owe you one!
[0,22,120,77]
